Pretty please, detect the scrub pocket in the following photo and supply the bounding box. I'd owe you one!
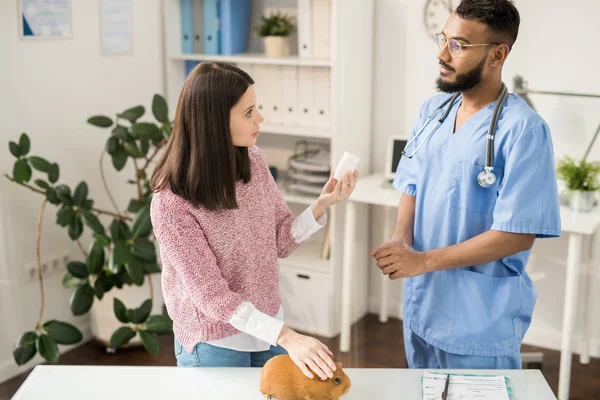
[452,269,523,343]
[450,161,502,214]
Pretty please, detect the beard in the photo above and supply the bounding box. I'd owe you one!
[436,56,487,93]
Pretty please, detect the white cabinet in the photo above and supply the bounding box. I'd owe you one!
[161,0,374,338]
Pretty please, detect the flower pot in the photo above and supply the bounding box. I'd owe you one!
[569,190,597,212]
[90,273,163,349]
[263,36,287,57]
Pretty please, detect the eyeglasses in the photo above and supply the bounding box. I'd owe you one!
[436,33,497,57]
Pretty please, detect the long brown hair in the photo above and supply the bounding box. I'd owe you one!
[150,62,254,210]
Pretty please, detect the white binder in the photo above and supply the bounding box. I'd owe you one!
[265,65,284,125]
[297,67,315,127]
[311,0,331,60]
[191,0,204,54]
[251,65,270,123]
[297,0,312,59]
[312,68,331,128]
[282,66,300,126]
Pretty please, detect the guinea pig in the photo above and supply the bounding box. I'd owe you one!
[259,354,351,400]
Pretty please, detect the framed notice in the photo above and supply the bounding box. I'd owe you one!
[18,0,72,39]
[100,0,133,55]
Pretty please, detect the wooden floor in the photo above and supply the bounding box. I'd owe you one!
[2,314,599,399]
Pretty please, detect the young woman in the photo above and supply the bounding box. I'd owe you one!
[150,62,357,380]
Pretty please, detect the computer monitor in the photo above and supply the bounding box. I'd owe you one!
[385,136,407,181]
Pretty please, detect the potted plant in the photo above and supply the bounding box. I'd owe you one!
[556,156,600,212]
[255,11,295,58]
[6,94,174,366]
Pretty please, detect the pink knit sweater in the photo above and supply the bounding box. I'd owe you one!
[150,146,301,352]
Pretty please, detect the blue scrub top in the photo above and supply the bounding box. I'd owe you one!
[394,92,561,357]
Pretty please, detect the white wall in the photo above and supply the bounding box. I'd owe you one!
[0,0,163,382]
[368,0,600,358]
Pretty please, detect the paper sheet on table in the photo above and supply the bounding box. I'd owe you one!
[422,372,510,400]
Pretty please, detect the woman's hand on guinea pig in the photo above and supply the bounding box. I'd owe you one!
[277,326,337,380]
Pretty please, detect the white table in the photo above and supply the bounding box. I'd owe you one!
[12,365,556,399]
[340,173,600,400]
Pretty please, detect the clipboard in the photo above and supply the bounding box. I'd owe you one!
[422,371,516,400]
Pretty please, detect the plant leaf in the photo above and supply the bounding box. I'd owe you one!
[34,179,50,190]
[130,122,160,139]
[88,116,113,128]
[93,274,111,299]
[110,326,136,349]
[56,207,76,227]
[124,257,144,286]
[62,272,87,289]
[70,283,94,316]
[94,232,111,247]
[110,219,132,241]
[19,133,30,155]
[111,146,128,171]
[73,182,88,206]
[67,261,89,279]
[13,333,37,366]
[106,136,119,155]
[9,141,22,158]
[18,331,38,347]
[131,207,152,238]
[48,163,60,184]
[28,156,52,173]
[68,216,84,240]
[45,188,61,205]
[129,299,152,324]
[123,141,143,158]
[86,240,105,274]
[113,298,129,323]
[145,315,173,335]
[118,105,145,123]
[152,94,169,123]
[127,199,147,213]
[112,125,130,140]
[13,159,32,183]
[43,320,83,345]
[139,331,160,357]
[80,209,105,235]
[37,335,59,363]
[141,138,150,156]
[131,239,156,263]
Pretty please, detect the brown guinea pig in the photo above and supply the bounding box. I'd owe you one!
[259,354,351,400]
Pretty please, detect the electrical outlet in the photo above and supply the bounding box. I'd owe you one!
[24,250,71,283]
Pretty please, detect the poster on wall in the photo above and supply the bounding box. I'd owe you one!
[100,0,133,55]
[18,0,72,39]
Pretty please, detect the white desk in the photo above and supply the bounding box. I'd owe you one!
[12,365,556,399]
[340,173,600,400]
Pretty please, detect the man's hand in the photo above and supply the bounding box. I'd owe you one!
[370,240,428,279]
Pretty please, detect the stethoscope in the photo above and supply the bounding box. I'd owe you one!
[402,83,509,188]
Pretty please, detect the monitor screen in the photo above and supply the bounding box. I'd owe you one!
[390,139,407,174]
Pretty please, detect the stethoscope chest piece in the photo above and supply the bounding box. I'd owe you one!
[477,169,497,188]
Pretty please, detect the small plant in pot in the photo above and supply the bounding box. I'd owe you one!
[255,11,295,58]
[556,156,600,212]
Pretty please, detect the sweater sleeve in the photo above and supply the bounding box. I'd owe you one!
[151,197,243,324]
[252,146,302,258]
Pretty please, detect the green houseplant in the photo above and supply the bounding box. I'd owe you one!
[6,94,174,366]
[556,156,600,212]
[255,11,295,57]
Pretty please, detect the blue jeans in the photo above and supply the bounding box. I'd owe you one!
[174,337,288,367]
[404,325,522,369]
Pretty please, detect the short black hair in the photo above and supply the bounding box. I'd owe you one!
[456,0,520,49]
